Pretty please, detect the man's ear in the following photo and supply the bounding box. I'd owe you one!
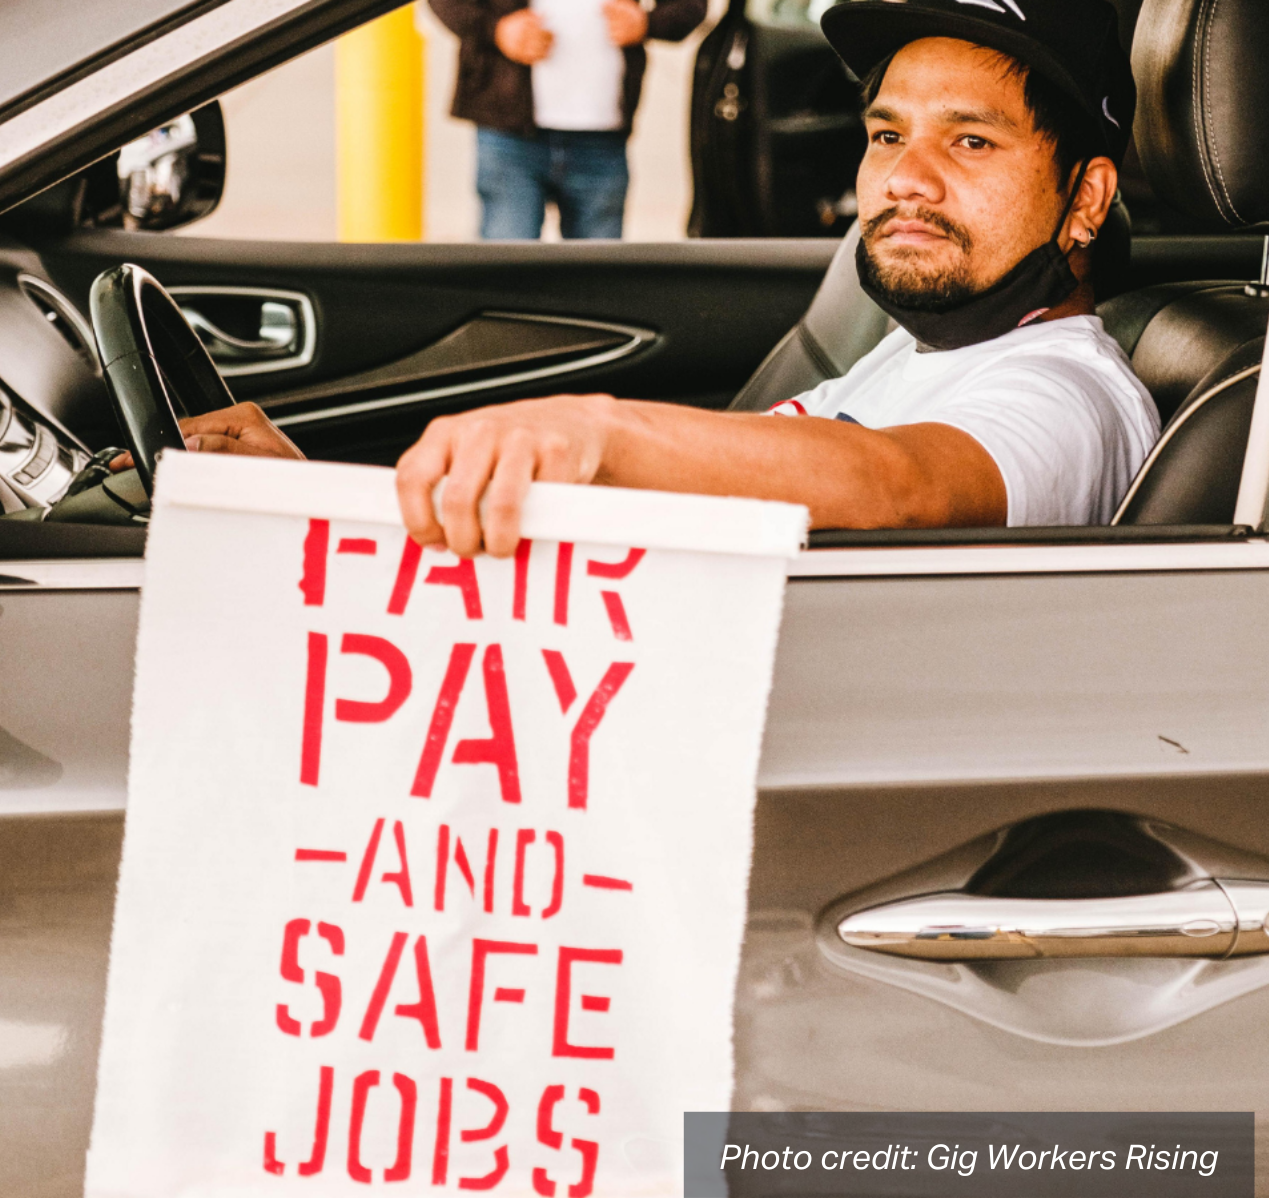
[1060,156,1118,253]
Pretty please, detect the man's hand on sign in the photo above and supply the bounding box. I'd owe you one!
[494,9,554,65]
[604,0,649,47]
[396,394,616,559]
[108,402,305,472]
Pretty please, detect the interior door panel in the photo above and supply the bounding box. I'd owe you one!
[264,311,655,429]
[33,231,837,462]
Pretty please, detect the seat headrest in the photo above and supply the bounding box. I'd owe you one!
[1133,0,1269,228]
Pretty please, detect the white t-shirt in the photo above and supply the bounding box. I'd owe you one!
[530,0,624,131]
[774,315,1160,527]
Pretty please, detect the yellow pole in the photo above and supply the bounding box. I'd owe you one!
[335,5,425,241]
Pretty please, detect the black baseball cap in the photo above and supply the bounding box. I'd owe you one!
[820,0,1136,165]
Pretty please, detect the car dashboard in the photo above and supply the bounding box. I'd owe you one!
[0,383,91,513]
[0,242,119,520]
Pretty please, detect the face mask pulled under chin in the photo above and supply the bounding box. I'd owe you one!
[855,236,1079,353]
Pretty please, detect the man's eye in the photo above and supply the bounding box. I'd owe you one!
[871,130,901,145]
[958,135,993,150]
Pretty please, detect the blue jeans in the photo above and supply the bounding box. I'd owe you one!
[477,127,628,240]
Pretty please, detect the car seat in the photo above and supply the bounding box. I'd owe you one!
[727,220,890,413]
[1106,0,1269,525]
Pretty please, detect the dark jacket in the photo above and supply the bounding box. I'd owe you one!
[429,0,708,137]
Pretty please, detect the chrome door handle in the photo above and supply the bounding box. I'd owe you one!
[837,879,1269,961]
[167,286,315,377]
[181,306,296,357]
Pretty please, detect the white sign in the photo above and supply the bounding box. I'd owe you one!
[86,455,804,1197]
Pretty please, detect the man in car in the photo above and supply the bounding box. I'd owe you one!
[154,0,1159,556]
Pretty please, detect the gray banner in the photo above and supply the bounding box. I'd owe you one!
[684,1112,1254,1197]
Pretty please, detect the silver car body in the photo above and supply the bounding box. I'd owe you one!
[6,542,1269,1193]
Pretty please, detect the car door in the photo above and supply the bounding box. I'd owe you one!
[11,531,1269,1195]
[738,536,1269,1197]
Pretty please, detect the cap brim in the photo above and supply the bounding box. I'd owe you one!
[821,2,1109,154]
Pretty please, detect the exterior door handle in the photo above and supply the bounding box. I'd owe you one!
[837,879,1269,961]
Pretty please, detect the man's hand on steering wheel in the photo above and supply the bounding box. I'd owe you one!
[109,402,305,471]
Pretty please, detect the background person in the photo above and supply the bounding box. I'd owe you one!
[428,0,706,238]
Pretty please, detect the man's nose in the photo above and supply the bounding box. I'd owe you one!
[884,139,945,205]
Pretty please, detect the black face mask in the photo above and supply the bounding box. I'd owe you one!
[856,238,1079,352]
[855,169,1088,353]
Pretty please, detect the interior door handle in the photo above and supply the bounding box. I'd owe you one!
[181,305,296,358]
[837,879,1269,961]
[167,286,315,377]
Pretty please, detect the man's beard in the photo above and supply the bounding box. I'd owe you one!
[857,206,981,313]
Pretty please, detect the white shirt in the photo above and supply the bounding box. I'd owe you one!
[530,0,624,131]
[774,315,1160,527]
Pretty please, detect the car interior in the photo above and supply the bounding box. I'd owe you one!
[0,0,1265,560]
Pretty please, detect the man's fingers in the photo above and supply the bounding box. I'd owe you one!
[185,433,267,456]
[440,427,500,558]
[523,28,552,61]
[534,430,580,482]
[394,396,610,556]
[181,406,256,442]
[396,429,452,548]
[177,402,305,460]
[106,402,304,477]
[179,411,251,441]
[482,432,537,557]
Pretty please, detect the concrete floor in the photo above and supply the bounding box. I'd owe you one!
[185,0,721,243]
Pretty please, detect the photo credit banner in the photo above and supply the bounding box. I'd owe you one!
[85,455,806,1197]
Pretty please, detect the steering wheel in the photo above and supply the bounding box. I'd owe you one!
[89,263,235,494]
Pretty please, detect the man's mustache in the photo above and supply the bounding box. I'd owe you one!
[863,206,973,254]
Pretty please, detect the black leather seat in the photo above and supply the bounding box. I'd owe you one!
[728,221,890,413]
[1101,0,1269,524]
[1112,331,1262,523]
[1101,284,1269,428]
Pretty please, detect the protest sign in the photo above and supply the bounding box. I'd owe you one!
[86,455,805,1197]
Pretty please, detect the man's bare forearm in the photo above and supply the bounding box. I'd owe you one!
[393,392,1006,557]
[593,397,1007,529]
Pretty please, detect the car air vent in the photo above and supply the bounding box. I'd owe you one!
[17,274,100,372]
